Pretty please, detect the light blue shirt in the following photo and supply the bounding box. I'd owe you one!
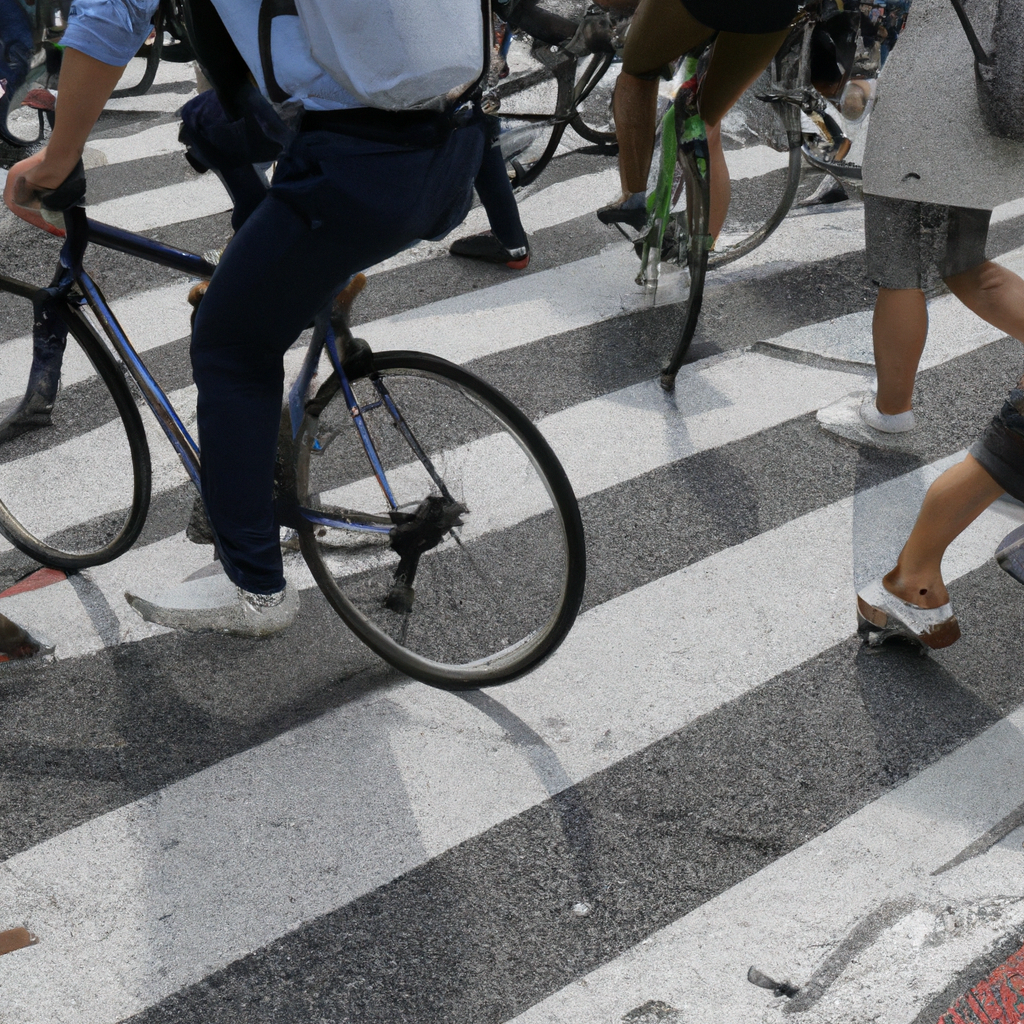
[62,0,360,110]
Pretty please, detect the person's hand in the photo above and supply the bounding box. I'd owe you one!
[3,148,78,237]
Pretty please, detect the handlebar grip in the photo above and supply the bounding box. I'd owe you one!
[39,159,86,213]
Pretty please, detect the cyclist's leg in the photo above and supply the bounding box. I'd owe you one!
[696,29,790,126]
[190,125,484,597]
[472,131,528,254]
[613,0,715,198]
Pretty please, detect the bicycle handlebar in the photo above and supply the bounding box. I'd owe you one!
[503,0,577,46]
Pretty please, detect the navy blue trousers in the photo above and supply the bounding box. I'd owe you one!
[191,123,485,594]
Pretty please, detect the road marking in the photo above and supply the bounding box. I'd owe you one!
[0,451,1019,1024]
[0,350,865,647]
[760,245,1024,369]
[508,705,1024,1024]
[85,122,184,167]
[87,175,231,232]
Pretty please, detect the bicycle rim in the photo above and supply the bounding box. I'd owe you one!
[296,351,586,689]
[0,300,151,570]
[570,53,618,145]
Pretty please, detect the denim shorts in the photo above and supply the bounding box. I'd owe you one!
[864,194,990,291]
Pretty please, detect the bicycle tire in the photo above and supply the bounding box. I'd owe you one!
[659,143,711,391]
[111,6,164,98]
[0,300,152,570]
[569,52,618,145]
[295,350,586,690]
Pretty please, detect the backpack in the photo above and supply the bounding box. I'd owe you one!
[258,0,490,111]
[949,0,1024,141]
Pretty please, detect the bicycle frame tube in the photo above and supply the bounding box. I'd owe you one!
[56,208,413,536]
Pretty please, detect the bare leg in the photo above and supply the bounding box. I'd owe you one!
[613,0,715,201]
[945,260,1024,343]
[872,287,927,415]
[612,71,661,196]
[707,121,729,241]
[883,454,1004,607]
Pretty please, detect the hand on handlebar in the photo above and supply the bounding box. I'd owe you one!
[4,149,86,237]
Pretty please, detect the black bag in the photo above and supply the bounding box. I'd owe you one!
[950,0,1024,141]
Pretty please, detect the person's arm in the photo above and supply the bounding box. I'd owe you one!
[4,0,158,228]
[12,48,125,193]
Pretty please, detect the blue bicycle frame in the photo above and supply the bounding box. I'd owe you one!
[26,205,416,539]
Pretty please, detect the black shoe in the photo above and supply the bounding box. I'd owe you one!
[449,231,530,269]
[596,198,647,231]
[0,388,55,443]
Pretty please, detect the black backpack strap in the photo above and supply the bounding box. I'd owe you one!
[258,0,299,103]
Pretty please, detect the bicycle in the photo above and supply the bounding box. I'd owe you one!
[0,204,587,689]
[637,0,873,391]
[488,0,629,188]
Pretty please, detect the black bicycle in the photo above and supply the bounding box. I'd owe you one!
[488,0,629,188]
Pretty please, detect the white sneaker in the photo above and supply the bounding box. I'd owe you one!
[816,392,919,450]
[125,572,298,638]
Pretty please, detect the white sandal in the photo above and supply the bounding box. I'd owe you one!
[856,578,961,650]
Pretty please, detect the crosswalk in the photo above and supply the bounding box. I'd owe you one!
[2,57,1024,1024]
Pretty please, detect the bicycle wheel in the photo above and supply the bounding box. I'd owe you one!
[111,7,163,98]
[0,297,152,570]
[658,137,711,391]
[708,89,803,270]
[295,350,586,689]
[569,51,618,145]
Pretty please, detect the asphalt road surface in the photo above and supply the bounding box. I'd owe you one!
[2,57,1024,1024]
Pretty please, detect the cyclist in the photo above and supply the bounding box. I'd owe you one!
[597,0,800,240]
[5,0,491,637]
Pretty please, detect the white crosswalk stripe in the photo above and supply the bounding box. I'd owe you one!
[2,63,1023,1024]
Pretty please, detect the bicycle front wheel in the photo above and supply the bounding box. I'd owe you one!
[0,299,152,570]
[296,351,586,689]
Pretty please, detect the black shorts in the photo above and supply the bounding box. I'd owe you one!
[680,0,800,33]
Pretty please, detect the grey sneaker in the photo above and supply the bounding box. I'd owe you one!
[817,392,919,451]
[125,572,298,638]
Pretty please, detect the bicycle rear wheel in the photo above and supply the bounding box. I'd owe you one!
[0,298,151,570]
[569,52,618,145]
[296,350,586,689]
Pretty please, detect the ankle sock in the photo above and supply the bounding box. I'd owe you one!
[860,399,916,434]
[621,190,647,210]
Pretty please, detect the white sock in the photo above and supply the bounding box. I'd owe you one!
[859,398,917,433]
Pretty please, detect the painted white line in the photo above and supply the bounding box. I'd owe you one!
[363,204,864,366]
[508,711,1024,1024]
[0,282,195,406]
[763,245,1024,368]
[1,450,1020,1024]
[103,85,197,114]
[85,122,184,167]
[0,201,861,407]
[725,143,792,181]
[87,174,231,232]
[0,350,865,638]
[369,167,622,276]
